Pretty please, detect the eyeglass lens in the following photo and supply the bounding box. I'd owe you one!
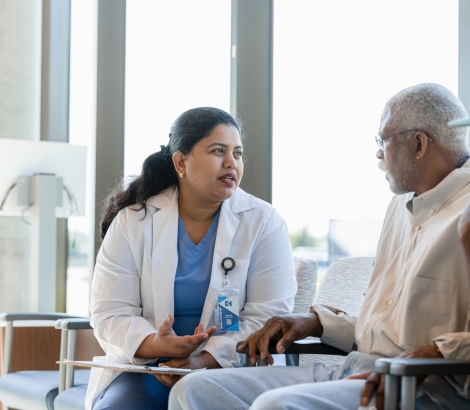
[375,136,384,151]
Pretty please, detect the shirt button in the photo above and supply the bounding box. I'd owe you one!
[414,226,420,231]
[365,329,370,335]
[387,299,393,305]
[429,209,435,215]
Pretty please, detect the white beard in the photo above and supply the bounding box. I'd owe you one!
[377,149,417,195]
[378,161,388,173]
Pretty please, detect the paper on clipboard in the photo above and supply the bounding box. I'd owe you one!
[57,359,204,376]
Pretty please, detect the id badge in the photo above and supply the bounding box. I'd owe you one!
[215,288,240,332]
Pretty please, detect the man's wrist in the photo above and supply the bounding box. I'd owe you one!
[433,342,443,358]
[307,313,323,338]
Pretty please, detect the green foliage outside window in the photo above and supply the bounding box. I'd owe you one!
[289,227,326,249]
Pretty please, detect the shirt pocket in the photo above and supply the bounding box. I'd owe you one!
[404,276,455,343]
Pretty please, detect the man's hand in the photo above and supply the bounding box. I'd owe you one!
[349,371,384,409]
[237,313,323,365]
[398,344,442,360]
[135,314,217,359]
[349,344,442,410]
[154,352,220,388]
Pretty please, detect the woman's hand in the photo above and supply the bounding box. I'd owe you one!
[135,313,217,359]
[155,351,221,388]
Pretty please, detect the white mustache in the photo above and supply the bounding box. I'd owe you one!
[378,161,388,172]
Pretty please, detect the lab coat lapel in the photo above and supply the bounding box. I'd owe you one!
[199,199,240,328]
[150,189,179,328]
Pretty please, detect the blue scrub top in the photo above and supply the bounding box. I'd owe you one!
[172,210,220,336]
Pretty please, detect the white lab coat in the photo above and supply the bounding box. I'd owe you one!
[85,186,297,409]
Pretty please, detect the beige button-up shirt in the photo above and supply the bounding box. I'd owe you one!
[312,159,470,397]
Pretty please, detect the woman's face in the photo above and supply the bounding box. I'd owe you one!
[174,124,244,204]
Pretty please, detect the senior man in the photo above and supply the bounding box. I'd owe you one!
[168,83,470,410]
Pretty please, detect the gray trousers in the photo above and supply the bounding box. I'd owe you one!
[168,352,470,410]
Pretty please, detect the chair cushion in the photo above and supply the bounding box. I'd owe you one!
[0,369,90,410]
[74,369,91,385]
[54,385,87,410]
[0,370,59,410]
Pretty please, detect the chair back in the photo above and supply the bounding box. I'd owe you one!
[292,256,318,314]
[313,256,374,316]
[301,256,374,366]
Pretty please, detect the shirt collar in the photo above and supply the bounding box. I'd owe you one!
[405,158,470,216]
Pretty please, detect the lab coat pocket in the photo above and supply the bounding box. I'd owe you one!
[233,258,250,275]
[232,258,250,300]
[405,276,455,345]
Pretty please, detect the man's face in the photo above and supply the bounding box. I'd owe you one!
[377,107,419,195]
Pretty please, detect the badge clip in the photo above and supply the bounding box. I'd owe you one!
[221,257,235,288]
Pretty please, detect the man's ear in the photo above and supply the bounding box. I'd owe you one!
[414,131,430,160]
[172,151,186,175]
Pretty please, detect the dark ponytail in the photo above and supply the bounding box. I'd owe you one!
[100,145,177,239]
[100,107,242,239]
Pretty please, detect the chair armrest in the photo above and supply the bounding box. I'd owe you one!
[0,312,82,322]
[282,340,348,356]
[374,358,393,374]
[388,358,470,376]
[56,318,91,391]
[376,358,470,410]
[1,312,85,375]
[236,340,348,358]
[58,318,91,330]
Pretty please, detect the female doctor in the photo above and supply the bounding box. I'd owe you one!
[87,107,297,410]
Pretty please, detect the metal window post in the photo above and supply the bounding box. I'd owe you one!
[40,0,72,312]
[231,0,274,203]
[93,0,126,261]
[459,0,470,112]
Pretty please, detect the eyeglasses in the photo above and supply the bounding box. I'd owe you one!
[375,129,432,151]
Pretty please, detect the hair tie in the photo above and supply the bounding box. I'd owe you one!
[169,132,172,138]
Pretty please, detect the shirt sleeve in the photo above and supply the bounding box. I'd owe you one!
[90,210,157,365]
[433,332,470,399]
[202,208,298,368]
[310,304,357,353]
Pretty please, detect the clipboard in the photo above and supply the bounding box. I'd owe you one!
[57,359,204,376]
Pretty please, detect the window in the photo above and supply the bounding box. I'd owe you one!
[125,0,231,176]
[68,0,97,315]
[273,0,458,280]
